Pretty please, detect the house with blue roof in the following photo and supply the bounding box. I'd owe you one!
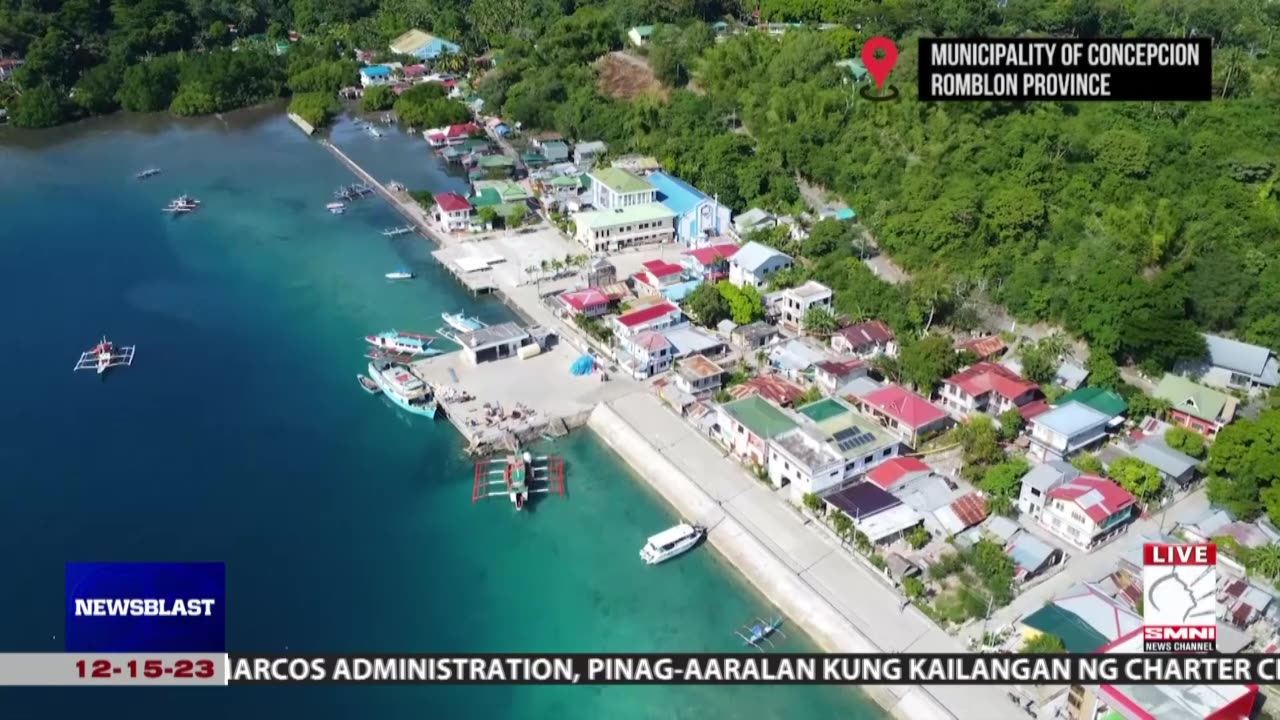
[359,65,393,87]
[647,172,733,244]
[389,29,461,61]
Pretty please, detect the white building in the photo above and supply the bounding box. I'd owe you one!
[776,281,833,330]
[572,204,676,252]
[728,241,793,289]
[1016,461,1080,519]
[358,65,393,87]
[610,302,683,339]
[1038,475,1137,551]
[1027,401,1112,462]
[453,322,530,365]
[432,192,472,232]
[587,167,656,209]
[831,320,896,358]
[673,355,724,398]
[767,397,900,504]
[617,330,674,379]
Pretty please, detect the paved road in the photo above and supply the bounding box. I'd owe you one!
[978,489,1210,635]
[608,391,1026,720]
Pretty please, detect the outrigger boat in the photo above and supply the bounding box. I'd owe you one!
[326,202,347,215]
[442,312,487,333]
[473,450,566,510]
[364,330,441,358]
[736,617,786,652]
[357,374,380,394]
[163,195,201,214]
[333,183,374,202]
[366,361,437,417]
[134,168,161,180]
[74,337,135,375]
[382,226,413,237]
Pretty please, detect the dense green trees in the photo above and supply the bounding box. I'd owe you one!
[684,282,731,326]
[1205,410,1280,523]
[361,85,397,111]
[394,83,471,127]
[289,92,340,127]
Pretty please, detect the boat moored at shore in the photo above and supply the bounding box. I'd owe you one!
[640,523,705,565]
[364,329,440,358]
[472,450,566,510]
[367,361,437,417]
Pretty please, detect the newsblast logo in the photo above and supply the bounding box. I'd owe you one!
[1142,543,1216,653]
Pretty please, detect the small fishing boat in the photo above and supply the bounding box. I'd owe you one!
[366,125,383,138]
[382,226,413,237]
[640,523,705,565]
[385,270,414,281]
[472,450,567,509]
[441,312,487,334]
[364,329,438,357]
[135,168,161,180]
[357,374,381,394]
[163,195,201,214]
[326,202,347,215]
[736,617,786,652]
[366,361,437,417]
[74,336,135,375]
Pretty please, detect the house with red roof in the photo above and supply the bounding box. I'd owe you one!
[1039,475,1137,551]
[681,243,739,282]
[954,334,1007,360]
[556,287,612,319]
[631,259,685,295]
[1067,628,1259,720]
[728,375,806,406]
[425,122,481,147]
[610,302,683,339]
[865,457,932,491]
[831,319,896,358]
[814,358,868,394]
[0,58,24,81]
[854,385,951,447]
[940,362,1041,417]
[433,192,472,231]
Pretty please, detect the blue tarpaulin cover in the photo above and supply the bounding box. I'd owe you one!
[570,355,595,376]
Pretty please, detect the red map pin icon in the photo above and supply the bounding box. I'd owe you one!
[861,37,899,92]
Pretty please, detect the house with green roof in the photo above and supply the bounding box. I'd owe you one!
[572,203,676,252]
[769,397,900,502]
[474,179,531,203]
[1054,387,1128,422]
[1154,374,1238,438]
[469,187,502,208]
[1019,605,1110,653]
[628,25,655,47]
[717,395,797,467]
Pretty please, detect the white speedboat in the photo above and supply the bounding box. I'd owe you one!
[326,202,347,215]
[163,195,201,213]
[640,523,705,565]
[385,270,414,280]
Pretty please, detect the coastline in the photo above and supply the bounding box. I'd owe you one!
[315,124,1020,720]
[587,401,950,720]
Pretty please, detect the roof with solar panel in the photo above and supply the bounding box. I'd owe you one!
[793,397,895,459]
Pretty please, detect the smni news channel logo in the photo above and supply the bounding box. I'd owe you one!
[1142,543,1216,653]
[65,562,225,652]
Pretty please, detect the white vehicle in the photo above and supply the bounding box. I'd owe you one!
[640,523,705,565]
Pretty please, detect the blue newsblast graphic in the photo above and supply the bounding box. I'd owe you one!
[66,562,225,652]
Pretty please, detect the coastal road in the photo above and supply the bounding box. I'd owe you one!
[606,391,1026,720]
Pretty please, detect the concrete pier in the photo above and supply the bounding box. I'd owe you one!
[588,401,957,720]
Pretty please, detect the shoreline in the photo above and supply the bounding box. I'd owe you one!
[318,123,1013,720]
[586,402,951,720]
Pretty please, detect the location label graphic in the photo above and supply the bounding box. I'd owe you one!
[860,37,900,101]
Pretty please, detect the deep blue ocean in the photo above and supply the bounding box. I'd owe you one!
[0,108,883,719]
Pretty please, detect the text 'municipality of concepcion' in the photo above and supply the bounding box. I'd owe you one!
[917,38,1213,102]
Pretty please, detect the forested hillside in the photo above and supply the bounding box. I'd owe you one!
[5,0,1279,371]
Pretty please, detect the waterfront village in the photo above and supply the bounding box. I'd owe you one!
[311,28,1280,720]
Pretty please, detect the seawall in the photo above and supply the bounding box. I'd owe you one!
[586,402,955,720]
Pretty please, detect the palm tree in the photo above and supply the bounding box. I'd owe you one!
[1021,633,1066,654]
[525,265,539,290]
[1250,545,1280,579]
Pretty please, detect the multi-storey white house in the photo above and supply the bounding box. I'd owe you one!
[940,362,1041,417]
[587,167,657,209]
[728,241,793,289]
[1027,401,1111,462]
[572,205,676,252]
[1038,475,1137,551]
[776,281,833,331]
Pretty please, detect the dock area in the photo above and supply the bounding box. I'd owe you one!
[412,342,634,454]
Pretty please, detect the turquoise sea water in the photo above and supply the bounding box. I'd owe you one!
[0,110,884,719]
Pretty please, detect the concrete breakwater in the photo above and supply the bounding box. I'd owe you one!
[586,402,956,720]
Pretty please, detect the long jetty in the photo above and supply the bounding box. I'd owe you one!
[319,140,434,244]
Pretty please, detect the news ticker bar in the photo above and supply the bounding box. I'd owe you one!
[7,653,1280,686]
